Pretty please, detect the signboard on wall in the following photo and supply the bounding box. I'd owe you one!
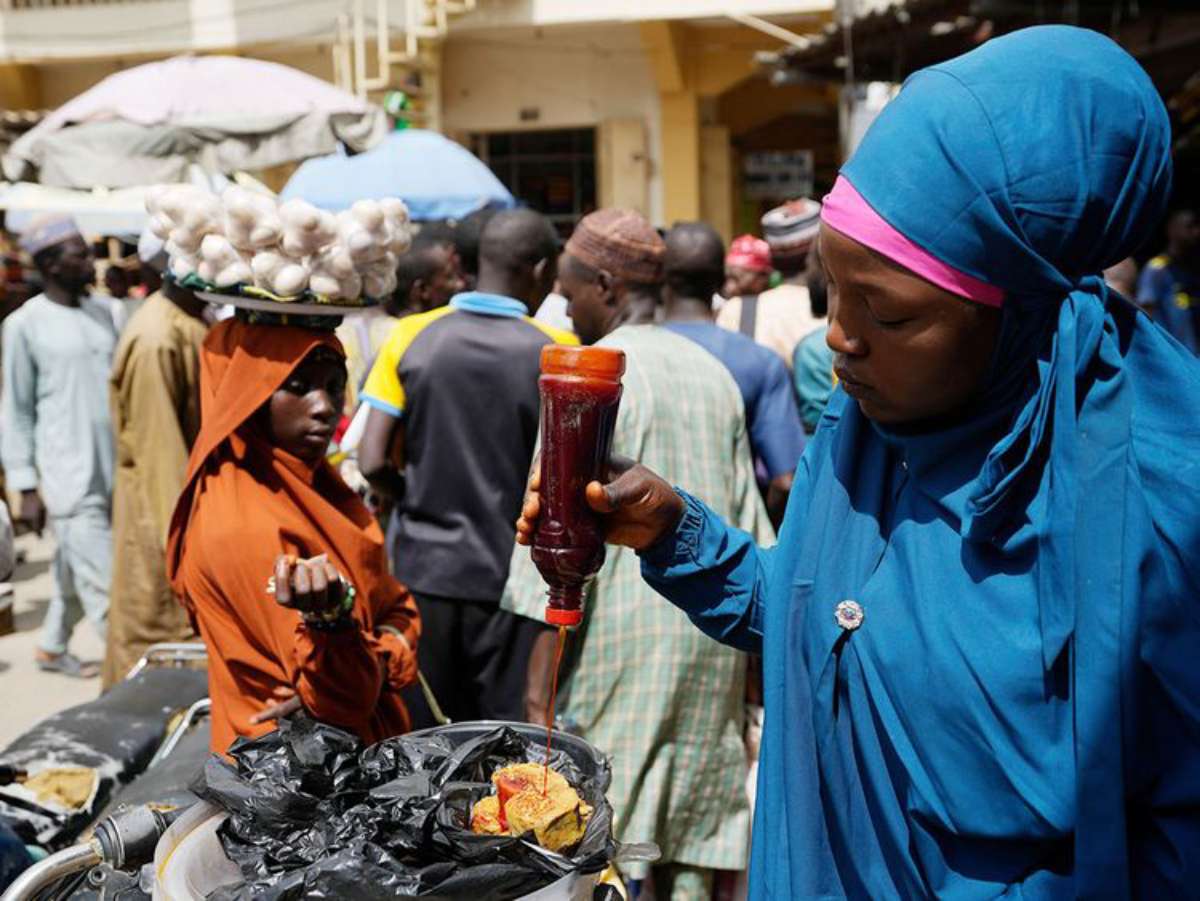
[742,150,814,200]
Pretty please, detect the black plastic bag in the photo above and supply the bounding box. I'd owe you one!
[197,719,620,900]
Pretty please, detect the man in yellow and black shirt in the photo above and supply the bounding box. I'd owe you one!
[359,209,576,728]
[1137,206,1200,355]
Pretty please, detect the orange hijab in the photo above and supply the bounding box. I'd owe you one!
[167,318,418,754]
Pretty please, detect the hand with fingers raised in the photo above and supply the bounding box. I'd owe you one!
[273,554,356,630]
[516,454,685,553]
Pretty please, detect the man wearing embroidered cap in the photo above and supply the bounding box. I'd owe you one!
[550,207,663,344]
[718,200,825,368]
[507,208,772,898]
[1,214,117,678]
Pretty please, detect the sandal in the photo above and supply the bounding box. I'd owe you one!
[36,652,100,679]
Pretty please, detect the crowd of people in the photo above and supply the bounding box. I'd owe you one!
[0,187,833,895]
[0,22,1199,900]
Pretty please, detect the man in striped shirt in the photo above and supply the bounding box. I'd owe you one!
[506,209,773,899]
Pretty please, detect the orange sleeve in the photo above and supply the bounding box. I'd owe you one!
[289,618,387,736]
[180,554,388,749]
[250,536,385,734]
[198,566,405,744]
[369,582,421,693]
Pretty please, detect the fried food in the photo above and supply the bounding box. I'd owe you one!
[23,767,96,810]
[505,785,593,852]
[469,794,506,835]
[493,762,568,799]
[468,763,592,852]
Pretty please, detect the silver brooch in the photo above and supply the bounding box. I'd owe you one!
[835,600,864,631]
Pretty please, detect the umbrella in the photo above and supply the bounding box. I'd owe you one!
[281,129,515,220]
[3,56,387,190]
[0,182,151,239]
[0,168,272,239]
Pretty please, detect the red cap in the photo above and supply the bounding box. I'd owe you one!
[545,605,582,627]
[540,344,625,381]
[725,235,772,272]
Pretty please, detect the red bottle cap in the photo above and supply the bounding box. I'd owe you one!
[544,605,583,627]
[540,345,625,380]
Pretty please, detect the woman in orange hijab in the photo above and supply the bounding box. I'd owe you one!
[167,318,420,754]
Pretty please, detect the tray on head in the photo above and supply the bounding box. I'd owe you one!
[195,291,372,316]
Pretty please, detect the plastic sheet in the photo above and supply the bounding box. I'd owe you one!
[0,668,208,849]
[99,721,212,818]
[196,720,628,900]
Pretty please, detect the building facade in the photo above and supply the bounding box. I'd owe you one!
[0,0,839,237]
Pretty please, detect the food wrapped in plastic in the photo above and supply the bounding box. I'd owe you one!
[194,718,650,900]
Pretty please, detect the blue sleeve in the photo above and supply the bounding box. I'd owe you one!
[1129,507,1200,895]
[639,492,771,654]
[639,449,814,655]
[1126,366,1200,893]
[1135,264,1166,307]
[750,356,807,479]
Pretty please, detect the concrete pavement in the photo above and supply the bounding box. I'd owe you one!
[0,531,105,748]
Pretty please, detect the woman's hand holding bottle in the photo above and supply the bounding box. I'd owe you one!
[516,455,686,553]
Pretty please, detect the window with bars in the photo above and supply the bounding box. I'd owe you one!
[470,128,597,239]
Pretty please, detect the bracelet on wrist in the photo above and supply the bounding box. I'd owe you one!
[302,583,356,631]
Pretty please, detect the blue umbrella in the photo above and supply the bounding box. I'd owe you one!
[281,129,515,221]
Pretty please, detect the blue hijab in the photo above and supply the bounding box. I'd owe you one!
[641,25,1200,898]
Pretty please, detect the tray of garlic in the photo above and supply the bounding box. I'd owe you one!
[146,184,411,311]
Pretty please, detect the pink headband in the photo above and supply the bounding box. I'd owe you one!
[820,175,1004,308]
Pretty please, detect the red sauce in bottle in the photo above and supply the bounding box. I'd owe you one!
[531,345,625,627]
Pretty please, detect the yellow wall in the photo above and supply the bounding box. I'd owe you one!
[441,24,663,222]
[0,64,40,108]
[0,0,387,63]
[6,13,839,237]
[701,124,733,239]
[454,0,831,29]
[598,118,651,214]
[659,90,701,224]
[639,18,834,234]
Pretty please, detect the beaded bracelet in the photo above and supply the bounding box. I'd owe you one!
[302,583,357,631]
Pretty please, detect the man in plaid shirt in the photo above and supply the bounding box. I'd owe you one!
[504,209,774,899]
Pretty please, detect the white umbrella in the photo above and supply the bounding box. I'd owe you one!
[0,167,273,239]
[0,182,151,239]
[4,55,387,190]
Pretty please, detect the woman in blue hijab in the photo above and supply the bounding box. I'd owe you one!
[515,25,1200,898]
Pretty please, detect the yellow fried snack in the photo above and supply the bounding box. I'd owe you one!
[469,794,507,835]
[505,785,593,853]
[468,763,593,853]
[491,762,569,798]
